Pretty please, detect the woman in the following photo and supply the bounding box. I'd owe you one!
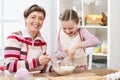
[4,4,50,72]
[55,9,99,70]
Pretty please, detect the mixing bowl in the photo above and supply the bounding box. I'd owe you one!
[53,65,75,76]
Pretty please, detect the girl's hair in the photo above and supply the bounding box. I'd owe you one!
[60,9,79,24]
[24,4,46,19]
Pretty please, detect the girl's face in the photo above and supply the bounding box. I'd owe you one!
[61,20,78,37]
[24,11,44,34]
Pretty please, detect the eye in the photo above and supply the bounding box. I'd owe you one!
[63,28,66,30]
[38,17,44,21]
[31,16,36,19]
[68,28,73,30]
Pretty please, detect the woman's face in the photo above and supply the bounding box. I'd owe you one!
[61,20,78,37]
[25,11,44,34]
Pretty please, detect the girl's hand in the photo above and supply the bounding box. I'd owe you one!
[39,54,50,65]
[68,43,82,59]
[63,49,69,58]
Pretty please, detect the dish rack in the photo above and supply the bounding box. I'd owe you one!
[104,71,120,80]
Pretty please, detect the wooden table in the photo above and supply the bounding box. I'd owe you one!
[33,69,118,80]
[0,69,118,80]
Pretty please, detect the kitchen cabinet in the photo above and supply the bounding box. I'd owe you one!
[57,0,109,69]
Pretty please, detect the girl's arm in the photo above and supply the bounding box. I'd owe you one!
[54,37,65,60]
[80,28,99,48]
[54,29,68,61]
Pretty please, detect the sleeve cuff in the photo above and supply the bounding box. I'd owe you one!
[36,58,41,66]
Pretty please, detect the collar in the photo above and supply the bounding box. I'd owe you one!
[21,28,44,41]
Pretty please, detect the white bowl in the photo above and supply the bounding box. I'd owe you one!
[53,65,75,76]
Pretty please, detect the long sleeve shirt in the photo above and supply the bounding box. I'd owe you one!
[4,28,47,72]
[55,27,99,60]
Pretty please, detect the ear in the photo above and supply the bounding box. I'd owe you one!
[76,23,79,28]
[77,23,79,26]
[24,18,27,22]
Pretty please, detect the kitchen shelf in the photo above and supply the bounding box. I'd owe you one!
[93,53,107,56]
[81,26,108,28]
[57,0,109,69]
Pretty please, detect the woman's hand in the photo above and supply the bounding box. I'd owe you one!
[39,54,50,65]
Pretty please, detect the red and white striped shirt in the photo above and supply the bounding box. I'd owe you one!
[4,28,47,72]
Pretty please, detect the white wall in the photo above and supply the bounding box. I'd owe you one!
[50,0,58,55]
[0,0,57,55]
[109,0,120,70]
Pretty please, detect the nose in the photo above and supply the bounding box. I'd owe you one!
[65,29,71,33]
[35,18,39,23]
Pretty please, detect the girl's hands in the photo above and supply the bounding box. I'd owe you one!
[63,49,69,58]
[39,54,50,65]
[68,43,82,59]
[63,48,75,60]
[62,43,82,59]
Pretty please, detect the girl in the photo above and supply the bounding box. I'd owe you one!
[55,9,99,70]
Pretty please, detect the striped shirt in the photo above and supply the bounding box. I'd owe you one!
[4,28,47,72]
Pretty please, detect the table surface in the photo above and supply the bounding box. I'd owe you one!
[0,69,118,80]
[33,69,118,80]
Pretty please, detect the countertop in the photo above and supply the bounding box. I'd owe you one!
[0,69,118,80]
[34,69,118,80]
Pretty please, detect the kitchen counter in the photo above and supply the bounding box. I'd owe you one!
[33,69,118,80]
[0,69,118,80]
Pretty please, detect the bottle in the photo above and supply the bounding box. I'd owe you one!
[101,41,107,53]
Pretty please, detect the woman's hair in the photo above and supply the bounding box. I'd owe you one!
[24,4,46,19]
[60,9,79,24]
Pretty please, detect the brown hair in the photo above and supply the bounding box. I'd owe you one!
[60,9,79,24]
[24,4,46,19]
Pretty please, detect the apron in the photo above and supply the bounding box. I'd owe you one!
[60,30,87,70]
[26,44,44,71]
